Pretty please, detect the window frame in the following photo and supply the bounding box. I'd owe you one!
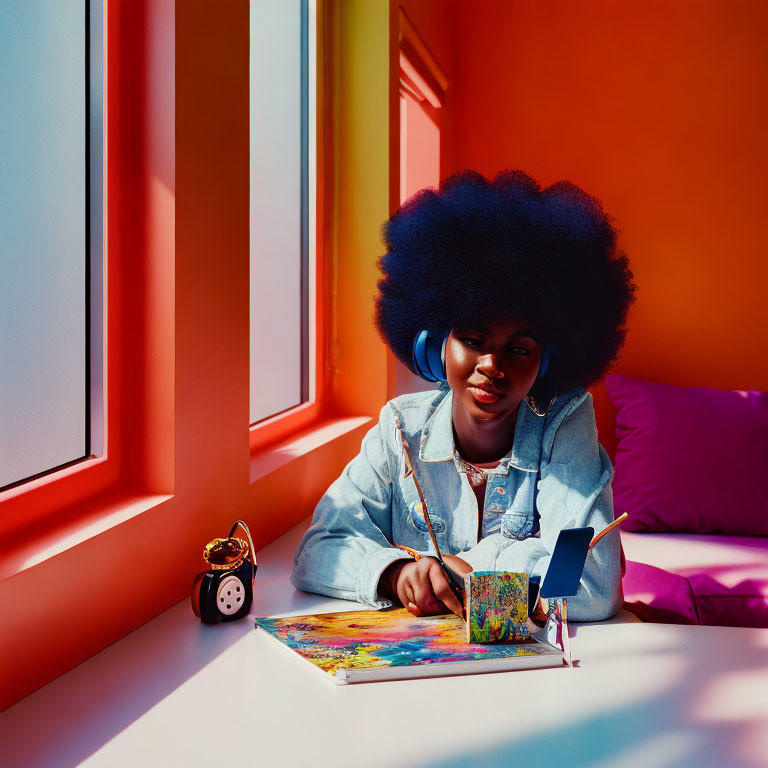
[1,0,395,710]
[0,0,173,540]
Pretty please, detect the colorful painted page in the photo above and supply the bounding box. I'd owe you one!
[464,571,529,643]
[254,608,563,683]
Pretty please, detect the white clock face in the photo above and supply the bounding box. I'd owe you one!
[216,575,245,616]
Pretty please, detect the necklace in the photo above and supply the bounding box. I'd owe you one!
[453,450,496,487]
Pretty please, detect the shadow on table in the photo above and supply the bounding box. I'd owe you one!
[426,627,768,768]
[0,519,342,768]
[2,520,766,768]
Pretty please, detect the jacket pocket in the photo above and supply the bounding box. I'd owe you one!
[407,501,447,535]
[501,509,534,540]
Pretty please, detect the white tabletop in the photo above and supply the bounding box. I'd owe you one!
[2,519,768,768]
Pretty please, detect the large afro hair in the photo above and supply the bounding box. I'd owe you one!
[374,169,637,393]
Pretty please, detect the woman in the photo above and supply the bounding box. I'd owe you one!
[291,169,636,622]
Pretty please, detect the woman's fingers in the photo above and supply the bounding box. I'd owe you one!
[406,601,424,616]
[397,566,433,616]
[409,565,443,614]
[442,553,473,576]
[427,562,464,617]
[395,557,465,617]
[395,570,416,610]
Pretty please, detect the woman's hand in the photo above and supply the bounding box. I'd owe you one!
[442,554,473,577]
[381,556,471,618]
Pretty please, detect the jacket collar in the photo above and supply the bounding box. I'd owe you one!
[418,388,543,472]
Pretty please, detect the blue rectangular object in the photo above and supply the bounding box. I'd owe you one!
[540,527,594,598]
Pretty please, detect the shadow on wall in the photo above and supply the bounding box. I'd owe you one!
[396,356,440,398]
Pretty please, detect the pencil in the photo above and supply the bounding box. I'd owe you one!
[589,512,628,549]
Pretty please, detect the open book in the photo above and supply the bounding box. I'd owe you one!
[254,604,567,684]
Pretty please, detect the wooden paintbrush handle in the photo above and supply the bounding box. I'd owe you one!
[395,420,445,562]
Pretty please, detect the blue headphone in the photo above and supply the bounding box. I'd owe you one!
[411,329,557,383]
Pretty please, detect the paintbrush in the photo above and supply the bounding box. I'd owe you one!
[394,420,467,607]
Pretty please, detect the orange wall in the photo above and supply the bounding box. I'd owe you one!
[441,0,768,456]
[398,0,460,182]
[388,0,463,398]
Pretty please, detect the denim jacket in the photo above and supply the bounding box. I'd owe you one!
[291,383,623,622]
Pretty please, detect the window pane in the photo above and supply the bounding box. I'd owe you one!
[249,0,307,424]
[0,0,87,488]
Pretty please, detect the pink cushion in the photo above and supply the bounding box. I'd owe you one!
[622,532,768,628]
[605,374,768,536]
[622,560,700,624]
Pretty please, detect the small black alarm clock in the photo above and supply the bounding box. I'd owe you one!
[191,520,257,624]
